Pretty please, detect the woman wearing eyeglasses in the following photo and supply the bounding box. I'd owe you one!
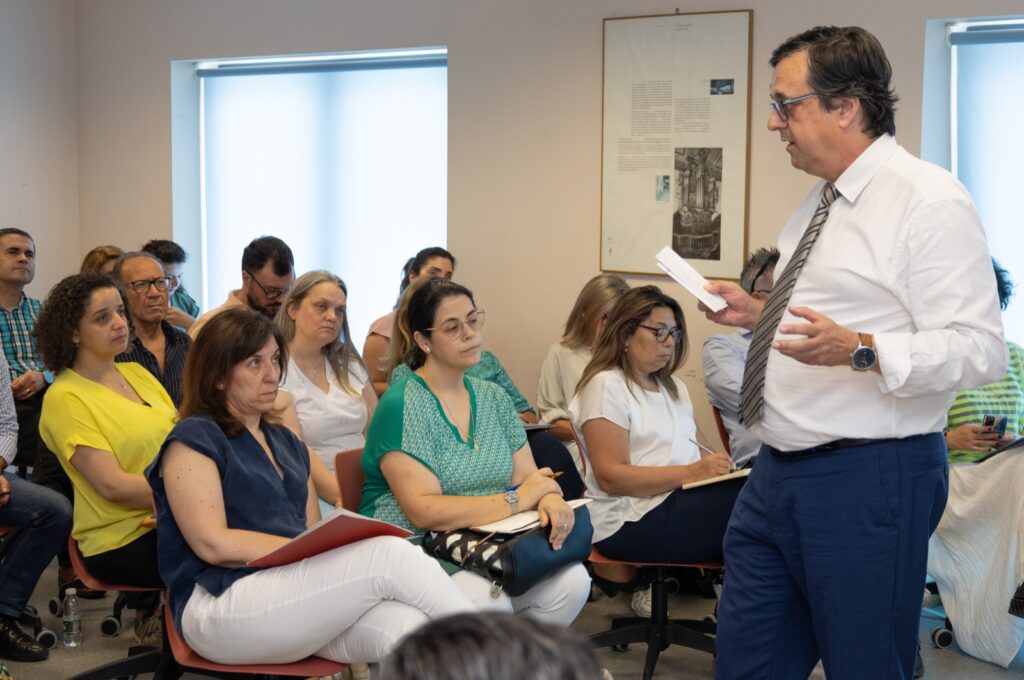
[359,278,590,627]
[569,286,744,598]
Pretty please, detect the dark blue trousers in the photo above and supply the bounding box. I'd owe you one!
[715,433,947,680]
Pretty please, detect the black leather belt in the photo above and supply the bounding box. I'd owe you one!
[769,438,878,458]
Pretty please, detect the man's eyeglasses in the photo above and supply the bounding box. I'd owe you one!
[127,277,170,294]
[246,271,290,300]
[428,311,486,338]
[639,324,683,344]
[769,92,818,121]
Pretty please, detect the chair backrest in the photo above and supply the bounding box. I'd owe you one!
[334,448,365,513]
[711,405,732,456]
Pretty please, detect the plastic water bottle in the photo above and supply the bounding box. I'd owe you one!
[62,587,82,649]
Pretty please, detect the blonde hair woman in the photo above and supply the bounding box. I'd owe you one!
[536,274,629,473]
[275,270,377,513]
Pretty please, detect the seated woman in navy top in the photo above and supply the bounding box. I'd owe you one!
[147,307,473,666]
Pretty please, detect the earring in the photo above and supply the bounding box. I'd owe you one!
[425,348,431,354]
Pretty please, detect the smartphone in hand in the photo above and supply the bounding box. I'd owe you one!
[982,415,1008,436]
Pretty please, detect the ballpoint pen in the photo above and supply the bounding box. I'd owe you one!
[689,438,738,472]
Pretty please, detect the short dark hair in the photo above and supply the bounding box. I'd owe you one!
[241,236,294,278]
[399,246,456,295]
[993,258,1015,311]
[179,307,288,437]
[141,239,188,265]
[740,247,781,294]
[770,26,898,137]
[381,612,604,680]
[35,273,132,372]
[0,228,34,242]
[400,277,475,371]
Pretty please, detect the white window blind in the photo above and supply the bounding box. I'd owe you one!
[200,50,447,343]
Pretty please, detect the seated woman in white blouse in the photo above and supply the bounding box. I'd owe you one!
[275,271,377,512]
[569,286,744,582]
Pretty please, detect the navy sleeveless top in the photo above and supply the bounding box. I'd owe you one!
[146,414,311,632]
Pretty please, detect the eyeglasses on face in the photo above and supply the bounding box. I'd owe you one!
[246,271,290,299]
[428,310,486,339]
[127,277,170,294]
[638,324,683,344]
[769,92,818,121]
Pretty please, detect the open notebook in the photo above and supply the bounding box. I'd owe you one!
[473,498,593,534]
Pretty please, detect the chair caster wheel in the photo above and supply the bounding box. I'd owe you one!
[101,615,122,637]
[36,628,58,650]
[931,627,953,649]
[48,597,62,617]
[704,614,717,624]
[611,643,629,652]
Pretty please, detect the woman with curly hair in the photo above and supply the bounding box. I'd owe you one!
[37,273,173,644]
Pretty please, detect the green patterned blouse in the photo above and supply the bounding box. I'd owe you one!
[390,351,533,414]
[358,373,528,531]
[945,341,1024,463]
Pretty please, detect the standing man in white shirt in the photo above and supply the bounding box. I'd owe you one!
[702,247,778,467]
[702,26,1007,680]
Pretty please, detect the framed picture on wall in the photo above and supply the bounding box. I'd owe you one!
[601,10,752,278]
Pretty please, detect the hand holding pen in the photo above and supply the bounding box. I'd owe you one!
[689,438,736,474]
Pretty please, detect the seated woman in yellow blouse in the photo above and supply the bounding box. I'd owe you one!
[38,273,176,644]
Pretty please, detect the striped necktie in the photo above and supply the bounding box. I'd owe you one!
[739,183,840,427]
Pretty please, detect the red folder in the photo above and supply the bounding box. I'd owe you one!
[248,508,412,568]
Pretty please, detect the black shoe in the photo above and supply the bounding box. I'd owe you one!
[0,615,48,662]
[1010,580,1024,619]
[914,645,925,678]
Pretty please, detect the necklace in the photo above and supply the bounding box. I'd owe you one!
[418,371,475,448]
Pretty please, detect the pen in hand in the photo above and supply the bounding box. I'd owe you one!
[506,471,563,492]
[689,438,738,472]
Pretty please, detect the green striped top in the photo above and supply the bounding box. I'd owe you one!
[945,341,1024,463]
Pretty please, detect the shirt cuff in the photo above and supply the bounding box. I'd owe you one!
[0,436,17,466]
[873,331,911,394]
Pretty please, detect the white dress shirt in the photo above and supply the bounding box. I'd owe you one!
[756,134,1007,451]
[280,357,369,468]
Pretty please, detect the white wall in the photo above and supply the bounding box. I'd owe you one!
[0,0,79,296]
[62,0,1024,443]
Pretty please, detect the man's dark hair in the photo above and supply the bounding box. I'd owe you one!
[993,258,1015,311]
[141,239,188,265]
[770,26,898,137]
[241,236,294,277]
[0,228,34,242]
[740,247,781,294]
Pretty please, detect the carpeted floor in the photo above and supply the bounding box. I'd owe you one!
[4,561,1018,679]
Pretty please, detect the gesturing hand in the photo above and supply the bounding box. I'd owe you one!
[774,306,859,367]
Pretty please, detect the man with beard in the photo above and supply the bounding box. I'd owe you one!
[189,236,294,339]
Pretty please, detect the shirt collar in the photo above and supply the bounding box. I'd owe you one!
[833,134,898,203]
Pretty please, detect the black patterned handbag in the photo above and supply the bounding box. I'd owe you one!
[420,506,593,597]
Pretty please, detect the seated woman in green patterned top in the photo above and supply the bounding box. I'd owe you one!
[943,260,1022,462]
[358,278,590,627]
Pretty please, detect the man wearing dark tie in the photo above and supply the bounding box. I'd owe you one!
[702,26,1006,680]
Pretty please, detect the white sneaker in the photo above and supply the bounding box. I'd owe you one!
[631,587,652,618]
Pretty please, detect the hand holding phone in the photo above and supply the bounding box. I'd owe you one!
[982,415,1008,437]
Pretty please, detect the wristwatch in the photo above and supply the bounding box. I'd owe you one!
[503,490,520,515]
[850,332,877,371]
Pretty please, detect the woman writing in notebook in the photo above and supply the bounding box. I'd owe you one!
[569,286,743,598]
[359,278,590,626]
[146,307,473,667]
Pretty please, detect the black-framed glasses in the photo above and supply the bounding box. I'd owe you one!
[428,310,486,338]
[769,92,818,121]
[246,271,290,299]
[127,277,170,294]
[639,324,683,344]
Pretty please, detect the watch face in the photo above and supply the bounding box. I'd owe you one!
[852,346,877,370]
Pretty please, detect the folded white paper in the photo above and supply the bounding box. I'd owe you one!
[655,246,727,312]
[473,498,593,534]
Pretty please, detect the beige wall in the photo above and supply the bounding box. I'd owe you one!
[29,0,1023,443]
[0,0,79,296]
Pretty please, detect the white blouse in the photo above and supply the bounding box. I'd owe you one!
[569,368,699,542]
[281,356,370,469]
[536,342,591,474]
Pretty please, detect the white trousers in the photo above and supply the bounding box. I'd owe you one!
[181,536,476,664]
[450,562,591,628]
